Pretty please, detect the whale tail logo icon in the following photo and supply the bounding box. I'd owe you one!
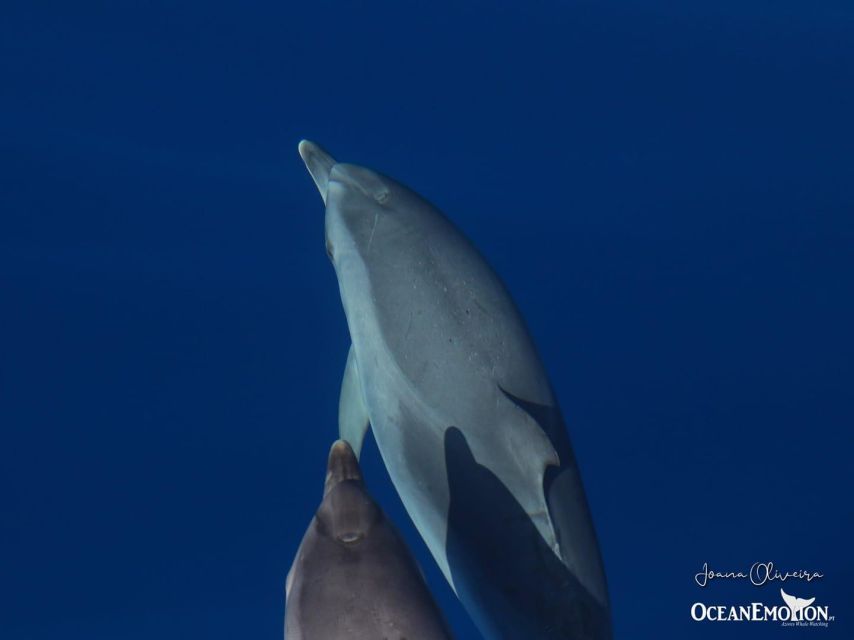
[781,588,816,620]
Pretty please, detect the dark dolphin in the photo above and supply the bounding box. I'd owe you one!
[285,440,453,640]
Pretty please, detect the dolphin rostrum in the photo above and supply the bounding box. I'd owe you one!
[298,140,611,639]
[285,440,453,640]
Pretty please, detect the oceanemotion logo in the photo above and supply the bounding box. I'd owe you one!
[691,588,835,627]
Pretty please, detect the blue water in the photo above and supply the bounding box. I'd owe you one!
[2,2,852,638]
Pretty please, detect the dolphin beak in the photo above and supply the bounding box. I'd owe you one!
[298,140,336,204]
[324,439,363,495]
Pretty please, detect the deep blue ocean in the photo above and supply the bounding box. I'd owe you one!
[2,2,852,638]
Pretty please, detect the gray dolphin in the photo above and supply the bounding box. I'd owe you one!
[298,140,611,639]
[285,440,453,640]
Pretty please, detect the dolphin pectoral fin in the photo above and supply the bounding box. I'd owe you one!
[338,345,371,458]
[493,387,562,548]
[507,416,561,550]
[498,390,610,608]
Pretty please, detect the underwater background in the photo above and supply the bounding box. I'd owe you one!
[2,1,852,638]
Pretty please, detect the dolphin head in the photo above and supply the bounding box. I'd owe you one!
[298,140,427,270]
[316,440,381,546]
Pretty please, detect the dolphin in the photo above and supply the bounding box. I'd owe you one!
[285,440,454,640]
[298,140,611,639]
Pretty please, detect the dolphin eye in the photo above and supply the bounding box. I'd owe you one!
[337,532,364,545]
[325,237,334,259]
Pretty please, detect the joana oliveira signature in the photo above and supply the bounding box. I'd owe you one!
[694,562,824,587]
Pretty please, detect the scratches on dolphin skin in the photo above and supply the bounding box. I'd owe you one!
[404,311,414,340]
[367,212,380,254]
[473,298,489,316]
